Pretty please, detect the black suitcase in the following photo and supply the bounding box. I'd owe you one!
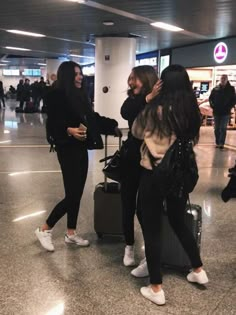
[15,107,24,113]
[94,135,123,238]
[161,203,202,272]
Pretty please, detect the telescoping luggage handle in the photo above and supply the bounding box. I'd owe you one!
[104,135,122,192]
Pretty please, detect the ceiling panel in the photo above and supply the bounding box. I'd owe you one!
[0,0,236,65]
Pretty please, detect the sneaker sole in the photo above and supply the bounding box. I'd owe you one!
[187,276,209,285]
[140,290,165,306]
[65,239,90,247]
[131,272,149,278]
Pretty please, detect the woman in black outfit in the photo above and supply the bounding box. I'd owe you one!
[36,61,120,251]
[0,81,6,109]
[120,66,162,267]
[132,65,208,306]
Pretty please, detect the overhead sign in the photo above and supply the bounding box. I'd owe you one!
[214,42,228,64]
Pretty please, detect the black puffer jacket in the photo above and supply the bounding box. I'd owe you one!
[46,88,118,150]
[120,94,146,165]
[209,82,236,116]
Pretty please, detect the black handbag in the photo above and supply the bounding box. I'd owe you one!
[101,150,121,182]
[151,139,199,198]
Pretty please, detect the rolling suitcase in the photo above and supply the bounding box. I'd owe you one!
[161,203,202,272]
[94,135,123,238]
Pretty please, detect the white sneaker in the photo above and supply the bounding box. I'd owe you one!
[141,286,166,306]
[131,258,149,278]
[187,269,209,285]
[123,245,136,267]
[35,228,54,252]
[65,233,90,247]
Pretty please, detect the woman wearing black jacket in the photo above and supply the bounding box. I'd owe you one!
[121,66,162,267]
[0,81,5,109]
[36,61,120,251]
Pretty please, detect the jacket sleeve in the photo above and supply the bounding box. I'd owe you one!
[131,111,146,140]
[121,97,134,121]
[46,92,71,144]
[209,89,215,108]
[94,112,118,135]
[229,87,236,108]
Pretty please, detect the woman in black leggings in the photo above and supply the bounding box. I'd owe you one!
[35,61,119,251]
[120,66,162,267]
[132,65,209,306]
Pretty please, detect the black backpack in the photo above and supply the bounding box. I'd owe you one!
[151,139,199,198]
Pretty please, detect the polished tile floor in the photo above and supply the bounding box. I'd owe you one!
[0,101,235,315]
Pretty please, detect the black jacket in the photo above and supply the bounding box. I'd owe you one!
[209,83,236,116]
[46,88,118,150]
[120,94,146,165]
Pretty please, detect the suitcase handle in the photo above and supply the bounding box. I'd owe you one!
[104,135,122,191]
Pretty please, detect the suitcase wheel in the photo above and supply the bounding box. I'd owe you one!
[96,233,103,239]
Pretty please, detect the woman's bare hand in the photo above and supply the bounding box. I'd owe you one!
[67,127,87,141]
[146,80,163,103]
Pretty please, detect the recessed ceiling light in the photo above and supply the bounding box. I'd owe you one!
[5,46,32,51]
[103,21,114,26]
[6,30,46,37]
[67,0,87,3]
[70,54,94,59]
[151,22,184,32]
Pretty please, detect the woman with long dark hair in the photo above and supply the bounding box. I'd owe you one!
[120,66,162,267]
[35,61,120,251]
[132,65,208,305]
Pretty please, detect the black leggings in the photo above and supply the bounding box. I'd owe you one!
[139,169,203,284]
[46,146,88,230]
[121,163,142,245]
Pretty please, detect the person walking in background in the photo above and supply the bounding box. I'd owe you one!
[132,65,208,306]
[17,79,24,109]
[120,66,162,268]
[38,77,47,108]
[209,74,236,149]
[31,81,40,111]
[35,61,121,252]
[0,81,6,109]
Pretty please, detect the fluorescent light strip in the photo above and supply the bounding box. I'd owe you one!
[5,46,32,51]
[13,210,46,222]
[151,22,184,32]
[0,140,12,144]
[37,63,47,66]
[0,60,10,63]
[7,30,46,37]
[70,54,94,59]
[9,170,61,176]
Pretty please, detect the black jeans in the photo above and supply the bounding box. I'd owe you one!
[139,169,203,284]
[214,115,230,146]
[19,100,24,109]
[46,145,88,230]
[121,163,142,245]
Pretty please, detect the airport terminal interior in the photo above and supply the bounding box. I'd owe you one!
[0,1,236,314]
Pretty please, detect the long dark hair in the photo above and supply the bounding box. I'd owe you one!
[128,65,158,97]
[55,61,90,117]
[136,64,201,142]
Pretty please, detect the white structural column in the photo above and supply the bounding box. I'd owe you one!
[46,59,63,84]
[95,37,136,128]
